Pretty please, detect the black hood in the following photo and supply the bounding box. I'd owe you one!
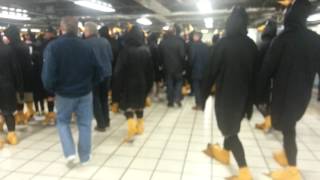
[99,25,112,40]
[225,6,248,37]
[284,0,312,29]
[4,25,21,44]
[125,26,144,47]
[262,20,277,40]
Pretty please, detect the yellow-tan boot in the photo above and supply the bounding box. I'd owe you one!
[43,112,56,125]
[227,167,252,180]
[203,143,230,165]
[0,115,4,132]
[111,103,119,113]
[24,102,35,124]
[7,132,18,145]
[124,118,137,143]
[145,97,152,107]
[273,150,289,167]
[136,119,144,135]
[15,111,24,125]
[0,139,4,149]
[270,166,302,180]
[255,115,272,133]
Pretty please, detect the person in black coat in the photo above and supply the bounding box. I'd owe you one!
[159,27,186,107]
[256,0,320,178]
[4,26,34,129]
[255,20,277,133]
[113,26,154,143]
[189,31,209,110]
[201,7,258,180]
[0,35,23,145]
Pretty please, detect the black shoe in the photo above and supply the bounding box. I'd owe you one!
[177,102,182,108]
[94,126,106,132]
[168,103,174,107]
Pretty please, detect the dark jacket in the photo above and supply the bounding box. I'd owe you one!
[190,41,210,79]
[201,7,258,136]
[86,35,113,78]
[99,26,120,70]
[257,0,320,130]
[0,44,23,112]
[148,33,163,82]
[159,34,185,78]
[42,33,104,98]
[113,26,154,109]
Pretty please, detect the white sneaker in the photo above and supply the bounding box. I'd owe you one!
[66,155,76,169]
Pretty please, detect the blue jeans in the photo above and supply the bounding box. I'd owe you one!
[166,75,183,104]
[56,93,93,163]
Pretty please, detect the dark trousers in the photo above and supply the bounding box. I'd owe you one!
[2,110,15,131]
[125,110,144,119]
[192,79,202,106]
[224,135,247,168]
[283,126,297,166]
[166,75,183,104]
[93,78,110,129]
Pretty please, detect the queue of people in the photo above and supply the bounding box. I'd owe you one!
[0,0,319,179]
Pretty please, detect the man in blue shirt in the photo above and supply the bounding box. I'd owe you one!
[42,16,104,165]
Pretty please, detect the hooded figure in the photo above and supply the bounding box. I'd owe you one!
[113,26,154,142]
[4,26,34,125]
[257,0,320,179]
[201,7,258,180]
[255,20,278,132]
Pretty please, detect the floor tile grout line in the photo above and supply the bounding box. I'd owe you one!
[117,104,169,180]
[149,102,188,179]
[86,104,159,180]
[179,107,198,180]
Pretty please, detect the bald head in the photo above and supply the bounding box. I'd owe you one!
[60,16,78,35]
[84,22,98,38]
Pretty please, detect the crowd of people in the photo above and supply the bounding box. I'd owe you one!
[0,0,319,179]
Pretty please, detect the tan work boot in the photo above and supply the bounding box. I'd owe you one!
[7,132,18,145]
[136,119,144,135]
[203,143,230,165]
[124,118,137,143]
[255,115,272,133]
[111,103,119,113]
[227,167,252,180]
[270,166,302,180]
[43,112,56,125]
[0,139,4,149]
[15,111,24,125]
[24,102,35,124]
[145,97,152,107]
[0,115,4,132]
[273,150,289,167]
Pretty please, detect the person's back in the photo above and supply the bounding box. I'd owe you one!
[43,34,101,97]
[190,41,209,80]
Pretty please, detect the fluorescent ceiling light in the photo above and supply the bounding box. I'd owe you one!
[308,13,320,22]
[204,17,213,28]
[197,0,212,13]
[31,28,41,33]
[0,11,31,20]
[136,17,152,26]
[21,28,28,32]
[74,0,115,12]
[162,25,169,31]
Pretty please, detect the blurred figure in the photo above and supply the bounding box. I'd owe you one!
[4,25,33,144]
[84,22,113,132]
[159,26,186,107]
[255,20,277,133]
[189,31,209,110]
[41,27,57,125]
[113,26,154,142]
[201,7,258,180]
[42,17,104,165]
[256,0,320,179]
[0,32,23,146]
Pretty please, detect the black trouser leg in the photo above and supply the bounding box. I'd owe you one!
[47,100,54,112]
[224,135,247,168]
[283,127,297,166]
[166,75,174,105]
[34,100,39,112]
[93,79,110,129]
[135,110,144,119]
[39,99,45,112]
[192,79,202,106]
[2,111,15,131]
[17,103,24,112]
[125,111,134,119]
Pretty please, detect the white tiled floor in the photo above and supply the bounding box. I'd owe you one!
[1,95,320,180]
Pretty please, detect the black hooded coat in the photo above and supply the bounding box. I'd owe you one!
[113,26,154,110]
[257,0,320,130]
[201,7,258,136]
